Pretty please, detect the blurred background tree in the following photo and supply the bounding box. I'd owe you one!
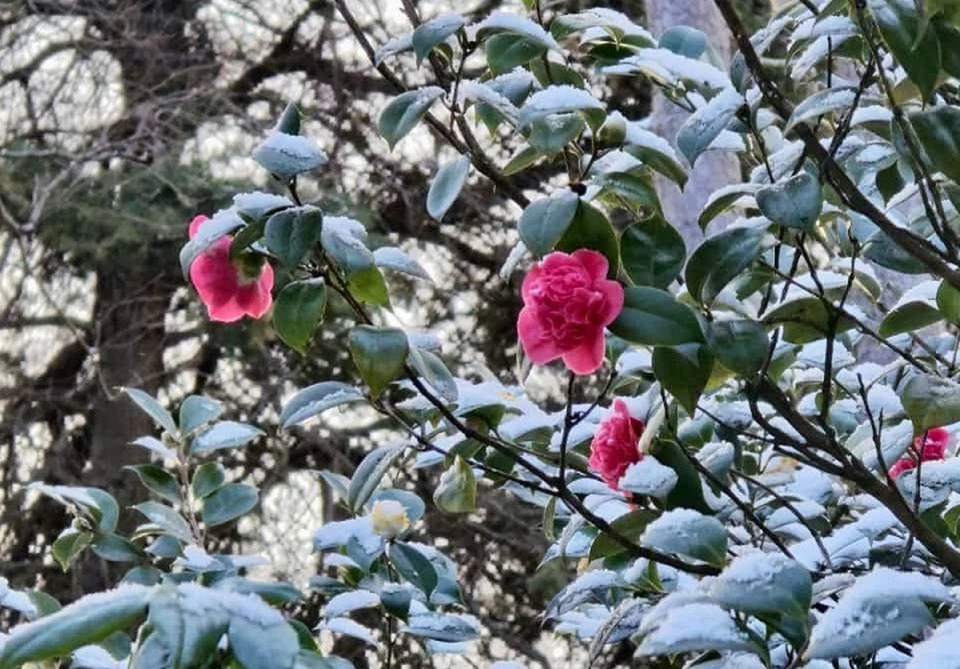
[0,0,766,665]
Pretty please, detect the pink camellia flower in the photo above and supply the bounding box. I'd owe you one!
[188,215,274,322]
[889,427,950,479]
[517,249,624,375]
[589,398,644,491]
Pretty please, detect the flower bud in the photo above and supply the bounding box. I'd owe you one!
[370,500,410,539]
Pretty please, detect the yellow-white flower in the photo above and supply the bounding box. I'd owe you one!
[370,500,409,539]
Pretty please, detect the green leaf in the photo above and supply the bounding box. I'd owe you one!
[880,287,943,336]
[756,172,823,231]
[623,140,688,188]
[31,485,120,533]
[252,132,327,181]
[125,464,181,504]
[347,444,404,513]
[124,388,177,436]
[228,612,300,669]
[347,265,390,306]
[485,34,547,74]
[609,286,705,346]
[589,509,658,561]
[659,25,707,58]
[90,533,143,563]
[402,612,479,642]
[408,346,458,403]
[412,13,464,63]
[426,155,470,221]
[279,381,365,428]
[529,59,586,88]
[192,462,227,499]
[274,278,327,352]
[202,483,259,528]
[276,102,301,135]
[593,170,661,212]
[709,553,812,617]
[620,218,686,288]
[502,145,543,175]
[51,528,93,572]
[526,113,584,153]
[640,508,727,566]
[764,296,858,344]
[911,106,960,184]
[348,326,409,398]
[938,279,960,324]
[698,184,759,230]
[178,395,223,435]
[518,86,605,131]
[146,585,229,669]
[433,455,477,513]
[902,373,960,433]
[650,440,710,513]
[389,542,438,598]
[555,200,620,275]
[869,0,941,101]
[677,88,742,167]
[0,585,149,668]
[378,87,444,149]
[134,501,193,541]
[191,421,264,455]
[785,87,858,131]
[381,587,412,620]
[686,224,767,305]
[518,191,579,257]
[709,319,769,376]
[653,344,714,416]
[321,217,373,274]
[264,205,323,268]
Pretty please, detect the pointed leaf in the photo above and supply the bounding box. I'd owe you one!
[274,278,327,352]
[427,156,470,221]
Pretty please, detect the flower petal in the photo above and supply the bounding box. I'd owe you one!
[561,330,606,375]
[598,279,625,325]
[518,308,562,363]
[572,248,609,282]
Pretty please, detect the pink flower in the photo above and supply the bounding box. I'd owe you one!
[188,215,274,322]
[889,427,950,479]
[517,250,624,375]
[589,399,644,491]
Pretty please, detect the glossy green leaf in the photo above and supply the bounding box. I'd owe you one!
[756,172,823,231]
[869,0,941,101]
[347,444,405,513]
[653,344,714,416]
[389,542,438,598]
[90,533,142,563]
[348,326,409,398]
[911,106,960,185]
[526,113,584,153]
[427,155,469,221]
[125,464,181,504]
[709,319,769,376]
[134,501,193,541]
[677,88,742,167]
[485,34,546,74]
[902,373,960,433]
[264,205,323,268]
[279,381,366,428]
[686,225,767,305]
[589,509,659,561]
[640,508,727,566]
[620,218,686,288]
[252,132,327,181]
[555,200,620,276]
[201,483,259,528]
[276,102,300,135]
[51,528,93,572]
[433,455,477,513]
[407,346,458,403]
[192,462,227,499]
[785,87,857,131]
[609,287,705,346]
[274,278,327,352]
[0,585,149,668]
[191,421,264,454]
[178,395,224,435]
[124,388,177,436]
[412,13,464,63]
[659,25,707,59]
[938,279,960,324]
[518,191,579,257]
[378,87,444,150]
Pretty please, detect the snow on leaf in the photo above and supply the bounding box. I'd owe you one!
[807,567,948,659]
[545,570,624,619]
[907,616,960,668]
[324,590,380,618]
[232,191,293,219]
[603,48,731,91]
[402,612,480,643]
[618,456,678,499]
[456,81,520,124]
[636,603,753,656]
[314,517,383,555]
[517,85,604,129]
[640,508,727,565]
[373,246,432,281]
[320,617,377,646]
[474,11,559,50]
[375,33,413,65]
[252,132,328,181]
[708,551,812,615]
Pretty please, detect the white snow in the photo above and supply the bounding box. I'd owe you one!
[518,85,604,128]
[908,616,960,668]
[373,246,432,281]
[637,603,751,655]
[473,11,559,50]
[456,81,519,124]
[619,456,678,499]
[320,617,377,645]
[324,590,380,618]
[604,48,731,91]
